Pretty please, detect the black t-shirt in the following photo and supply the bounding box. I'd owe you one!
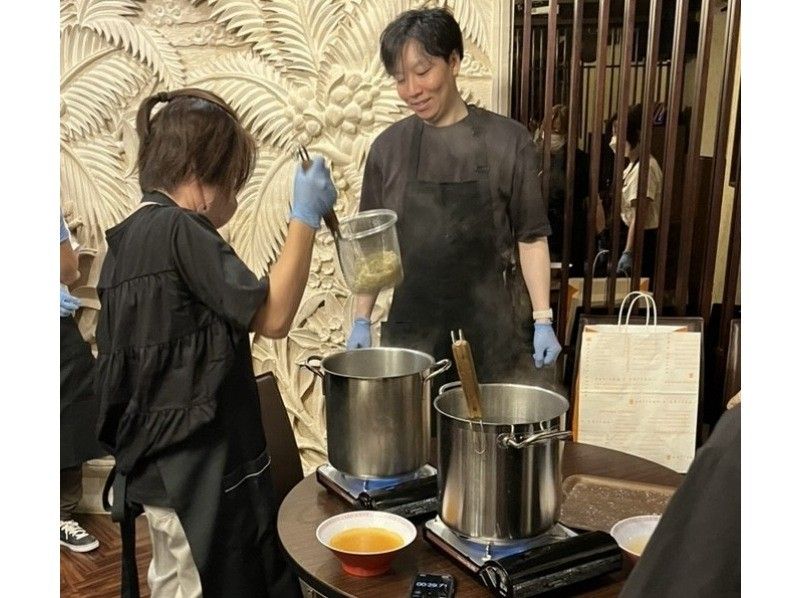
[95,192,268,505]
[360,106,551,262]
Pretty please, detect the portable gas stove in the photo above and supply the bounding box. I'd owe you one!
[316,463,438,518]
[423,517,622,597]
[423,517,576,573]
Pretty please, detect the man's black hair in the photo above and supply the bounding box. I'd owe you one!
[379,8,464,75]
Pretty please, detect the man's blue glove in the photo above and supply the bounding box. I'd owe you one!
[617,250,633,276]
[60,287,81,317]
[532,323,561,368]
[346,317,372,350]
[290,155,337,229]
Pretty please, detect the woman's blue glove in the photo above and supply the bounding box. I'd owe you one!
[290,155,337,229]
[617,250,633,276]
[532,323,561,368]
[60,287,81,317]
[346,317,372,349]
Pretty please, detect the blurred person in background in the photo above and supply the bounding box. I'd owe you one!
[531,104,593,278]
[60,211,105,552]
[608,103,663,277]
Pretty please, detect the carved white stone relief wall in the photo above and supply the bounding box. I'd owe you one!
[60,0,512,472]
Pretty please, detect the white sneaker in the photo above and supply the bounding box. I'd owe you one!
[60,520,100,553]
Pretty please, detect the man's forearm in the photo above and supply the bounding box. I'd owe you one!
[354,293,378,320]
[518,237,552,316]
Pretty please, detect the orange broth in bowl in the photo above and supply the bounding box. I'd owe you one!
[329,527,404,553]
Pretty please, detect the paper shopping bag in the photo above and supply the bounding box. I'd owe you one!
[574,293,702,473]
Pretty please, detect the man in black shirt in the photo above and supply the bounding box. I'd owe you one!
[346,8,561,384]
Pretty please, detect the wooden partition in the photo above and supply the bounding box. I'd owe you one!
[511,0,740,426]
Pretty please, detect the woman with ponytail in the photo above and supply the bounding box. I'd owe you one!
[94,88,335,598]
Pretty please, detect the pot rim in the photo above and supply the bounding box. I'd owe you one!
[433,383,569,427]
[318,346,438,380]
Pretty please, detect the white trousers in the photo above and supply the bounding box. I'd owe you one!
[143,505,203,598]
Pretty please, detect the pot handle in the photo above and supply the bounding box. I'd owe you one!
[497,429,572,449]
[437,380,463,396]
[422,358,451,383]
[303,355,324,379]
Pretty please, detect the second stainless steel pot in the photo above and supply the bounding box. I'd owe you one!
[304,348,450,478]
[435,382,571,543]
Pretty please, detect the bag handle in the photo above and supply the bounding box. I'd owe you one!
[625,292,657,327]
[617,291,657,328]
[591,249,609,277]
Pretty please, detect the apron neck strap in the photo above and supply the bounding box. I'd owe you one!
[409,117,425,179]
[142,190,177,207]
[128,191,177,216]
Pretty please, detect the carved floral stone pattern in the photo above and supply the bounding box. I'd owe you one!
[60,0,510,472]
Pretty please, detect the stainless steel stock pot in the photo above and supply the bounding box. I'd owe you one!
[434,382,572,542]
[304,348,450,478]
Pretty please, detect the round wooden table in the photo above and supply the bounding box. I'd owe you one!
[278,442,683,598]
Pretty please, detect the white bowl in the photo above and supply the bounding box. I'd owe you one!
[316,511,417,576]
[609,514,661,563]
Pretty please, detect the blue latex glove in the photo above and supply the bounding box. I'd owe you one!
[60,287,81,317]
[532,323,561,368]
[346,317,372,349]
[617,250,633,276]
[290,155,337,229]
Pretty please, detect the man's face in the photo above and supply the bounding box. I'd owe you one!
[392,40,461,126]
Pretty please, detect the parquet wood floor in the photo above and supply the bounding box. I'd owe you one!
[60,514,152,598]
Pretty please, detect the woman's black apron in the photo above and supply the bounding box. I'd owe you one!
[381,109,532,387]
[60,315,105,469]
[154,344,299,598]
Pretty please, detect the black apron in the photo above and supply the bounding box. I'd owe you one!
[155,426,299,597]
[109,360,300,598]
[381,109,532,387]
[105,200,300,598]
[60,315,105,469]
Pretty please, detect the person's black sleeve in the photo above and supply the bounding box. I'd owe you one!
[510,139,552,242]
[171,212,268,331]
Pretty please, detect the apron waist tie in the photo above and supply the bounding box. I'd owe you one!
[103,466,143,598]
